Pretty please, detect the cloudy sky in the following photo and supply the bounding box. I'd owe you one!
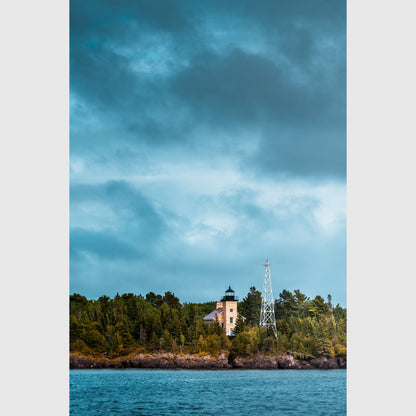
[70,0,346,305]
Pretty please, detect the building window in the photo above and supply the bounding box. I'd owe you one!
[230,317,233,324]
[230,308,233,312]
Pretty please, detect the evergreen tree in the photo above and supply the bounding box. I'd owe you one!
[238,287,261,326]
[145,292,163,307]
[163,291,181,309]
[327,294,333,310]
[233,313,247,335]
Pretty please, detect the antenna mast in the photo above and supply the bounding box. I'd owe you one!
[260,259,278,338]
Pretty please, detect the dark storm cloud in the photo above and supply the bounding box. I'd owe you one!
[70,0,194,39]
[70,227,139,260]
[71,180,166,251]
[171,49,323,124]
[70,0,345,177]
[167,49,344,177]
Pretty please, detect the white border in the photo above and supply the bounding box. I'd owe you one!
[348,0,416,414]
[0,1,69,414]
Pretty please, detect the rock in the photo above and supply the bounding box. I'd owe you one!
[298,361,314,369]
[337,356,347,369]
[310,357,340,369]
[70,352,346,370]
[277,354,300,369]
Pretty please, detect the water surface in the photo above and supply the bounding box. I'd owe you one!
[70,369,346,415]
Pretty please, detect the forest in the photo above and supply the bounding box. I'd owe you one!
[70,288,346,359]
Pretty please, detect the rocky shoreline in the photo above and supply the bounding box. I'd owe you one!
[70,352,346,370]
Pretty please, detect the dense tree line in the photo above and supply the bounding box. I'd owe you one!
[233,288,346,358]
[70,288,346,359]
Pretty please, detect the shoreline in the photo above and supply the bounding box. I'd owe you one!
[70,352,346,370]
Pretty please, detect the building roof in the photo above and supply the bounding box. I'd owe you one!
[203,308,223,321]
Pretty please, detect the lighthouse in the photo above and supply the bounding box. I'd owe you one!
[203,286,239,336]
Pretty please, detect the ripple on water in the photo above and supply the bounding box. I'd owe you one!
[70,369,346,416]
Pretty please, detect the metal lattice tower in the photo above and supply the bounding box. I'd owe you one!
[260,259,278,338]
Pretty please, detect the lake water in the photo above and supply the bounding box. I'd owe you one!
[70,369,346,415]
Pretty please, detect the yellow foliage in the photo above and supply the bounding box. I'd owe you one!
[334,343,347,356]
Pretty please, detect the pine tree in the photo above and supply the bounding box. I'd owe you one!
[238,287,261,326]
[233,313,246,335]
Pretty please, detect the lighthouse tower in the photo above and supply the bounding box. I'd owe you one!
[216,286,238,336]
